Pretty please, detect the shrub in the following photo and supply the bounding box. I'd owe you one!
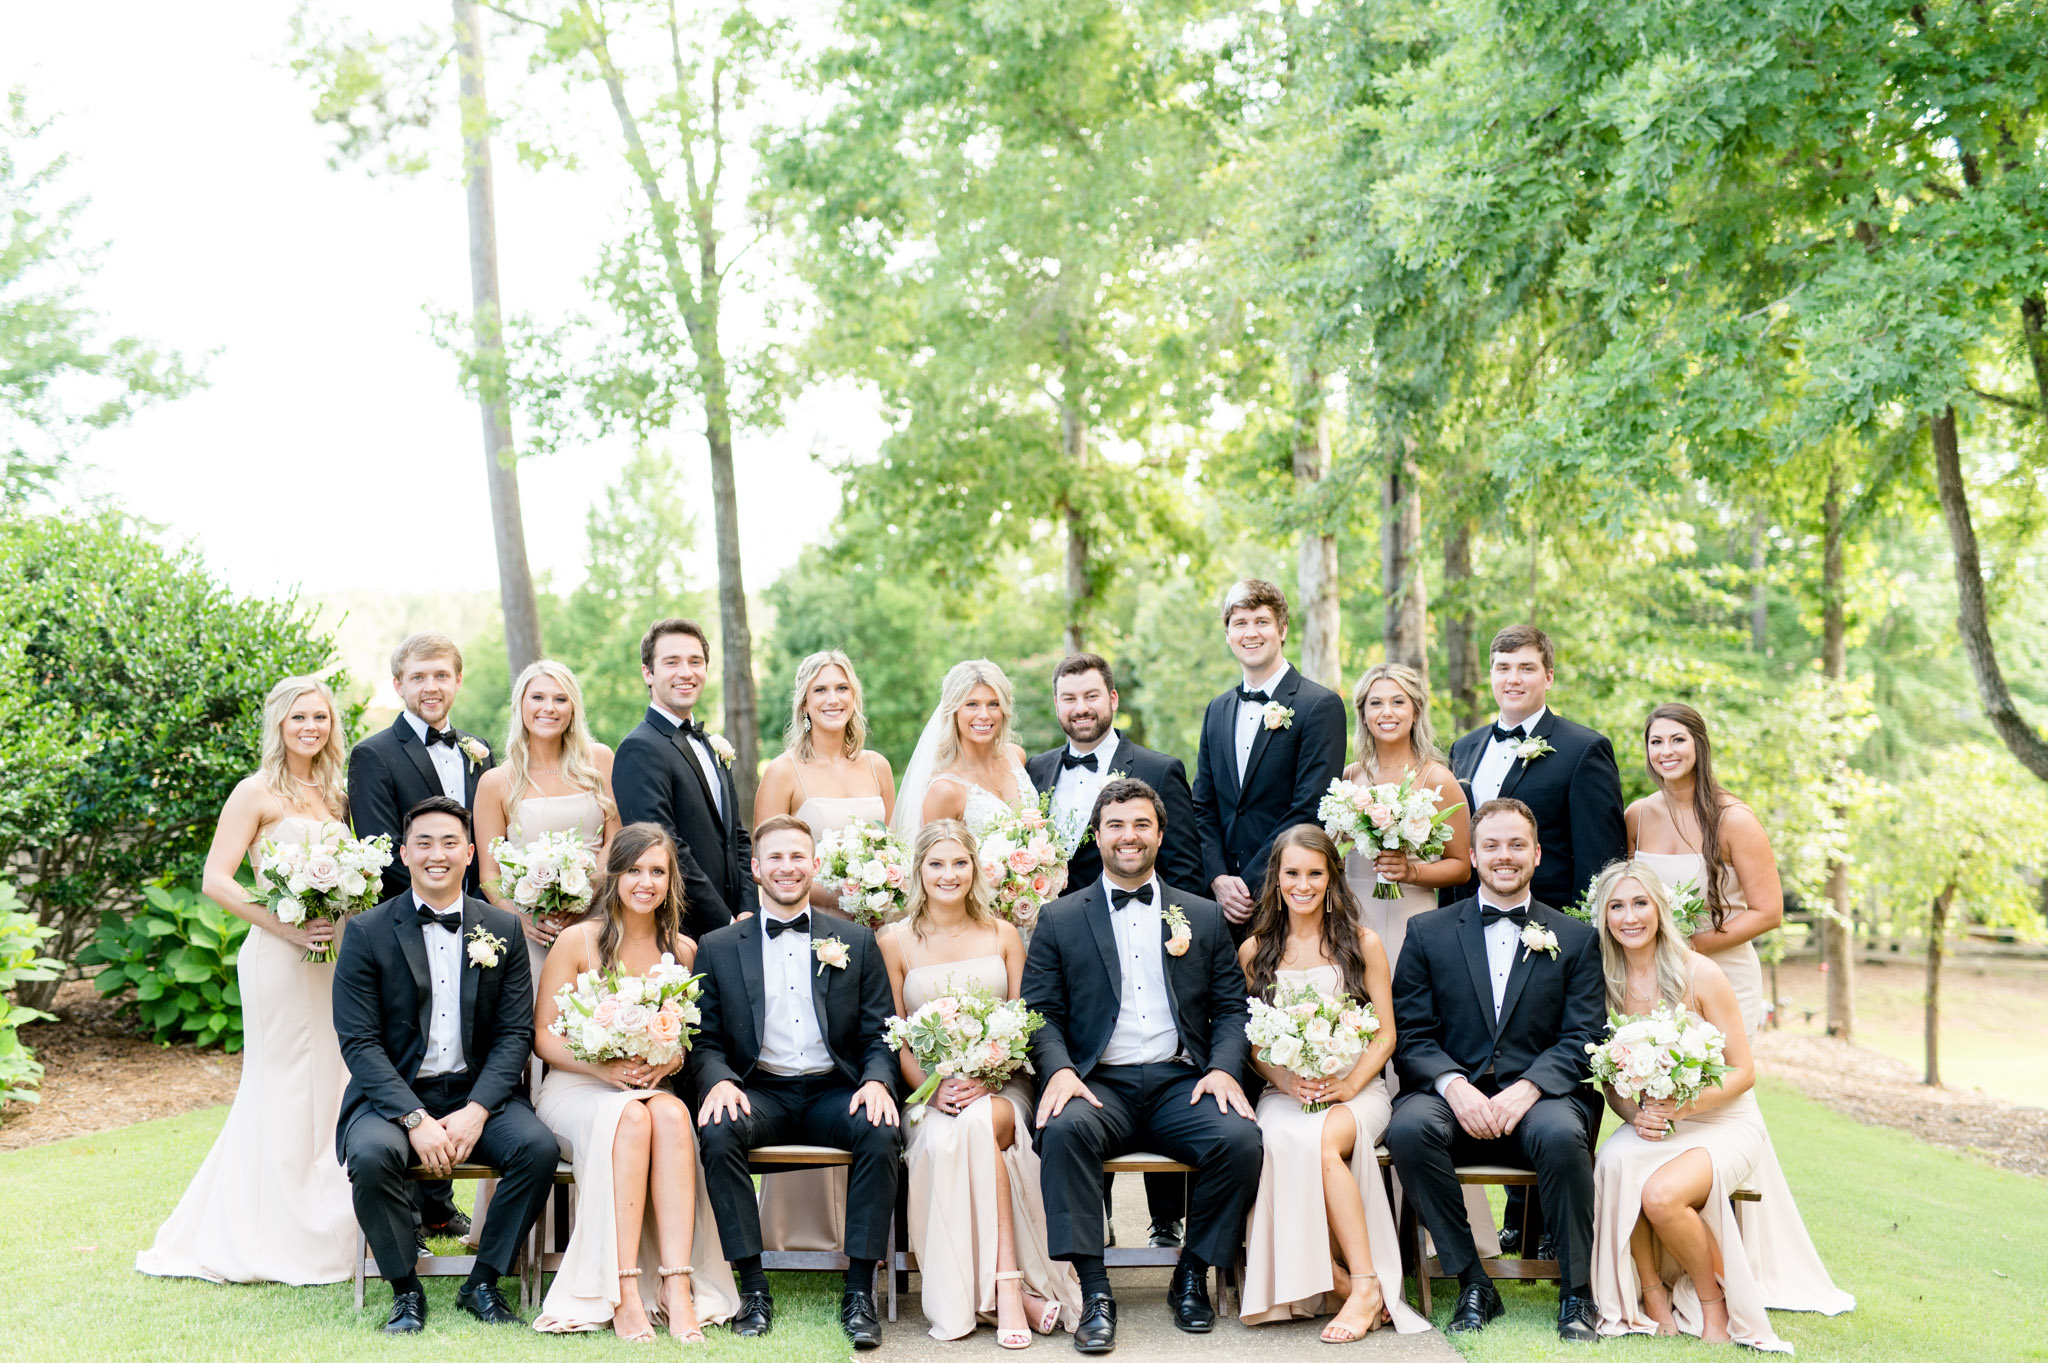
[76,883,249,1052]
[0,880,61,1105]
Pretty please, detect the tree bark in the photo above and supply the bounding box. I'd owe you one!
[1924,884,1952,1087]
[1820,465,1854,1040]
[1293,364,1339,687]
[2021,294,2048,413]
[1932,403,2048,780]
[1060,381,1091,657]
[1442,516,1479,730]
[1381,441,1427,671]
[1749,511,1768,654]
[452,0,542,675]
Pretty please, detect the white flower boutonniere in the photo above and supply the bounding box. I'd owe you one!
[708,733,736,767]
[1163,904,1192,957]
[1261,701,1294,731]
[467,924,507,969]
[1511,735,1555,766]
[1520,922,1559,962]
[459,735,489,771]
[813,936,850,975]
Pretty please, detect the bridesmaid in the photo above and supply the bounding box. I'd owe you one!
[1586,860,1850,1348]
[1625,703,1782,1036]
[532,824,738,1339]
[1236,825,1428,1338]
[476,659,620,977]
[754,649,898,917]
[137,676,358,1284]
[1340,663,1471,969]
[879,820,1078,1344]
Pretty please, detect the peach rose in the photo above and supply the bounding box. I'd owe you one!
[592,998,620,1026]
[1006,847,1037,874]
[646,1010,684,1047]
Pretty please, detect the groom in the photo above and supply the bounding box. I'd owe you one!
[1385,798,1605,1342]
[1190,579,1347,939]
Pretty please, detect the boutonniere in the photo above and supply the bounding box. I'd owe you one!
[459,735,489,771]
[1520,922,1559,961]
[466,924,507,968]
[1162,905,1192,957]
[813,936,850,975]
[707,733,736,767]
[1512,735,1555,766]
[1261,701,1294,731]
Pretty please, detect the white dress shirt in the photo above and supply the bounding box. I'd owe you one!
[1051,728,1120,845]
[402,709,467,803]
[1434,892,1532,1097]
[1234,661,1292,783]
[1099,875,1182,1067]
[1470,705,1548,807]
[757,911,833,1076]
[413,895,468,1079]
[652,701,724,819]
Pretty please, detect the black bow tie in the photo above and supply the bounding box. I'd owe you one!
[1490,723,1526,743]
[1110,884,1156,909]
[765,912,810,939]
[1480,904,1530,928]
[675,715,705,738]
[1237,687,1269,704]
[423,726,458,749]
[1060,749,1099,772]
[414,905,462,933]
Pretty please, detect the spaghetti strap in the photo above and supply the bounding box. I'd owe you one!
[792,759,812,803]
[866,750,886,797]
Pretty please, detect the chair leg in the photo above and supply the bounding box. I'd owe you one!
[354,1231,366,1311]
[885,1213,898,1322]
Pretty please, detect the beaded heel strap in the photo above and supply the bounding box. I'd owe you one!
[658,1265,694,1278]
[618,1267,642,1278]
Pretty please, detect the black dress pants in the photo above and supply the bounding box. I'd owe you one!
[695,1071,903,1263]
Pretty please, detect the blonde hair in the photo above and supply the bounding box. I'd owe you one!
[932,658,1014,773]
[389,631,463,679]
[258,676,349,819]
[903,819,996,940]
[1352,662,1442,776]
[1589,859,1694,1016]
[503,659,617,822]
[786,650,869,762]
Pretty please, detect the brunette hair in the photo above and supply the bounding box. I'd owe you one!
[1243,824,1372,1002]
[390,631,463,679]
[640,617,710,672]
[1644,702,1736,931]
[1089,777,1168,836]
[1488,624,1554,673]
[752,813,816,849]
[903,818,996,940]
[1222,578,1289,630]
[1470,797,1538,840]
[589,823,687,969]
[1053,652,1117,694]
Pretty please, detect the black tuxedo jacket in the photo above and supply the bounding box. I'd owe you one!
[1447,710,1626,909]
[1023,881,1250,1081]
[613,707,753,937]
[347,715,494,899]
[1025,737,1205,897]
[685,914,897,1098]
[1189,666,1348,895]
[1390,896,1604,1126]
[331,892,534,1158]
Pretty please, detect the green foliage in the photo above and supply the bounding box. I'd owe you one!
[0,879,61,1105]
[76,884,249,1053]
[1853,745,2048,943]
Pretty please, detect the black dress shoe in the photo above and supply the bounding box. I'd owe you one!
[1535,1233,1557,1263]
[414,1227,432,1258]
[456,1279,524,1325]
[841,1288,883,1349]
[1496,1224,1523,1256]
[1148,1217,1184,1249]
[1556,1293,1598,1342]
[1073,1292,1117,1353]
[383,1290,427,1334]
[1168,1262,1215,1333]
[732,1290,775,1337]
[1446,1279,1504,1333]
[423,1210,472,1238]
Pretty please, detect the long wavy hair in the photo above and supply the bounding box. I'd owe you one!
[503,659,616,822]
[258,676,349,820]
[1243,824,1373,1002]
[902,819,996,940]
[1590,858,1694,1015]
[1644,702,1733,931]
[1351,661,1442,777]
[785,649,869,762]
[588,823,688,969]
[931,659,1015,773]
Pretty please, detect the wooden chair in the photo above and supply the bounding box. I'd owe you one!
[353,1161,516,1310]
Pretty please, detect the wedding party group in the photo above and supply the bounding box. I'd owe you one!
[133,578,1854,1353]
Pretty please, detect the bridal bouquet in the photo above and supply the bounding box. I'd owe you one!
[975,796,1073,929]
[1585,1002,1730,1107]
[251,822,393,962]
[487,829,598,928]
[1244,977,1379,1112]
[549,955,704,1070]
[1317,774,1462,898]
[884,979,1043,1121]
[1565,876,1709,936]
[815,819,913,927]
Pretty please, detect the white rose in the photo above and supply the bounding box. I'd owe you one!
[1304,1016,1332,1044]
[859,858,889,888]
[338,869,366,898]
[614,1001,652,1034]
[1399,812,1435,845]
[275,896,307,926]
[1268,1035,1304,1069]
[578,1022,610,1054]
[559,866,591,900]
[958,1016,983,1040]
[1317,1053,1344,1076]
[529,859,559,888]
[513,876,543,907]
[304,853,343,891]
[615,976,646,1006]
[286,872,311,896]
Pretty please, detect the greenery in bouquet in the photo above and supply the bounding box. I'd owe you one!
[251,822,392,962]
[549,956,704,1068]
[1586,1002,1731,1107]
[487,829,598,929]
[884,978,1042,1119]
[1245,977,1378,1112]
[974,795,1072,928]
[814,819,912,926]
[1316,774,1460,899]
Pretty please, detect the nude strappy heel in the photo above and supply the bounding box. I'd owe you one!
[614,1268,656,1342]
[658,1266,704,1343]
[994,1270,1032,1349]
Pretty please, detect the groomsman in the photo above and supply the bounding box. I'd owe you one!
[614,617,753,937]
[331,797,559,1334]
[689,815,901,1349]
[1190,579,1348,937]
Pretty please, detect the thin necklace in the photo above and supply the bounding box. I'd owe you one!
[289,773,319,788]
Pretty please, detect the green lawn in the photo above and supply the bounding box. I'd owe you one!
[1,1078,2042,1360]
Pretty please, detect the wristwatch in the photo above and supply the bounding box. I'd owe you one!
[399,1109,428,1131]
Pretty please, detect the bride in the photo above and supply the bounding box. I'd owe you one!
[893,659,1032,838]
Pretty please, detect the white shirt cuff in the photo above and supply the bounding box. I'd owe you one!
[1434,1070,1465,1098]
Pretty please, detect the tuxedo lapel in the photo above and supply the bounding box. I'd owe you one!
[1207,695,1241,811]
[391,905,432,1040]
[1451,728,1484,784]
[1160,895,1197,1048]
[809,925,837,1040]
[1456,901,1498,1036]
[1025,748,1059,797]
[458,897,483,1062]
[1236,670,1297,808]
[1084,885,1122,1002]
[1494,710,1559,806]
[660,710,725,832]
[734,916,767,1053]
[394,716,441,798]
[461,735,484,807]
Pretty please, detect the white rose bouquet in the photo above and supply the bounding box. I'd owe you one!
[251,821,393,962]
[883,978,1043,1121]
[975,795,1073,929]
[548,953,704,1070]
[1245,977,1379,1112]
[814,819,913,927]
[487,829,599,931]
[1317,774,1462,899]
[1585,1002,1730,1108]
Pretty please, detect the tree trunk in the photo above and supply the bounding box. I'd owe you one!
[1749,511,1768,654]
[1820,465,1854,1040]
[2021,294,2048,413]
[1381,442,1427,671]
[1931,403,2048,780]
[451,0,541,675]
[1924,884,1953,1087]
[1060,386,1091,657]
[1293,364,1339,687]
[1443,516,1480,730]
